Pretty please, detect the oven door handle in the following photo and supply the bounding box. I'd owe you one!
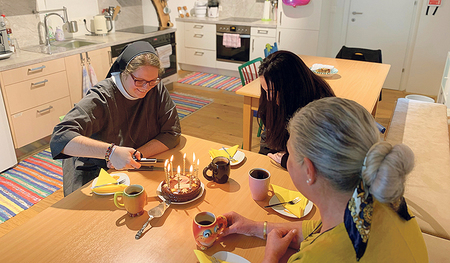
[216,33,250,39]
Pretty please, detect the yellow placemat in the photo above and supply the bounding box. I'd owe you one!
[271,184,309,218]
[194,250,229,263]
[209,145,239,159]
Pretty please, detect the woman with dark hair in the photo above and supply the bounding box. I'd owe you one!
[258,50,335,168]
[50,41,181,196]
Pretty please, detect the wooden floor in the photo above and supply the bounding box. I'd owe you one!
[0,71,429,238]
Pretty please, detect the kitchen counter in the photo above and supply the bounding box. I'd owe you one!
[175,17,277,28]
[0,28,177,72]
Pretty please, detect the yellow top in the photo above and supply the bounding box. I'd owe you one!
[288,201,428,263]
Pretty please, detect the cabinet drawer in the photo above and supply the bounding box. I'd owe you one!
[11,96,72,148]
[5,71,70,114]
[185,23,216,50]
[185,48,216,68]
[2,58,66,86]
[251,27,277,38]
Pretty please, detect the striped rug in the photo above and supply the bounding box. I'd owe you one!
[177,72,242,92]
[0,149,62,224]
[171,92,212,119]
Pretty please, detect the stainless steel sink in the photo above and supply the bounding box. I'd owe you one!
[22,39,100,54]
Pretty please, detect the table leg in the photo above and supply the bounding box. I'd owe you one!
[242,96,253,151]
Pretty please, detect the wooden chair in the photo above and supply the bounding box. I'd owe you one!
[238,57,264,137]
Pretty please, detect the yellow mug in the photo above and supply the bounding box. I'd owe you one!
[114,184,147,217]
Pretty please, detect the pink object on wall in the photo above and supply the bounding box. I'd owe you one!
[282,0,311,7]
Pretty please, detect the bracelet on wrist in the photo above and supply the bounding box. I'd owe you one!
[263,221,267,240]
[105,143,115,163]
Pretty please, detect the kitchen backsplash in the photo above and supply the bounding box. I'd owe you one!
[5,0,264,48]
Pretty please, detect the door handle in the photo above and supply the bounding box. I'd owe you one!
[252,39,255,52]
[278,31,281,44]
[194,25,203,29]
[31,79,48,87]
[28,65,46,73]
[37,105,53,114]
[194,51,204,56]
[194,34,204,38]
[352,11,363,15]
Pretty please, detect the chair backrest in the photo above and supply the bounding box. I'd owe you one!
[336,46,382,63]
[264,42,278,57]
[238,57,263,86]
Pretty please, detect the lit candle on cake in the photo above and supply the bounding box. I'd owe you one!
[196,159,200,179]
[193,152,196,165]
[164,159,169,185]
[170,155,174,177]
[167,163,171,182]
[183,153,186,176]
[177,165,181,191]
[189,165,193,189]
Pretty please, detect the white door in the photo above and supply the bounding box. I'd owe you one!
[0,89,17,172]
[345,0,416,90]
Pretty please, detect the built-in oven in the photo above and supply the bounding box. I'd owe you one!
[216,24,251,64]
[111,28,177,83]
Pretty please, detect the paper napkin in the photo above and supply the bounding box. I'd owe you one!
[194,250,229,263]
[209,145,239,160]
[91,169,126,194]
[271,184,309,218]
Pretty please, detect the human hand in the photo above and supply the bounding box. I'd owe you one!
[220,211,259,238]
[267,152,286,165]
[262,228,297,263]
[108,146,141,170]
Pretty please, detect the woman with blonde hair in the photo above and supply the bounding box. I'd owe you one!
[222,97,427,262]
[51,41,181,196]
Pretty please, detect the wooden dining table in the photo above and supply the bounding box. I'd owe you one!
[0,135,319,263]
[235,55,391,151]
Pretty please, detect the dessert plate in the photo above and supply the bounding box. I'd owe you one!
[310,67,338,78]
[230,150,245,166]
[268,195,313,219]
[91,173,130,195]
[157,181,205,205]
[212,251,250,263]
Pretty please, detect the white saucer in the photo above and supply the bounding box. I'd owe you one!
[157,181,205,205]
[310,67,339,78]
[91,173,130,195]
[213,251,250,263]
[269,195,313,219]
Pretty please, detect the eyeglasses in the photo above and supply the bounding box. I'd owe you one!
[130,73,161,87]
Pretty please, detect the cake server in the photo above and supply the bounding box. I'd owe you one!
[135,200,171,239]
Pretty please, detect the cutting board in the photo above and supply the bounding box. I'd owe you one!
[151,0,173,28]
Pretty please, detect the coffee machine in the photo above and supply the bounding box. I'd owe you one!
[0,15,12,59]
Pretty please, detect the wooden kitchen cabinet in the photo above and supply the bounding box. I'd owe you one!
[250,27,276,60]
[0,58,72,148]
[180,22,216,68]
[65,47,111,104]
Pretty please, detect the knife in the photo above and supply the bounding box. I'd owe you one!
[134,166,165,171]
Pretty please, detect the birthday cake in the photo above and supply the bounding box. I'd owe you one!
[161,175,202,202]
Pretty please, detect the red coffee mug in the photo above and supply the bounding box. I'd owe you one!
[193,211,227,250]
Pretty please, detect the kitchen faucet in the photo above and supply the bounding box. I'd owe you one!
[33,7,78,46]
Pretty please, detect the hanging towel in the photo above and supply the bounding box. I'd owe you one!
[156,44,172,68]
[223,33,241,48]
[82,64,92,97]
[88,63,98,86]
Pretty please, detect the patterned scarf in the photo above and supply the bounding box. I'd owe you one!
[344,181,412,261]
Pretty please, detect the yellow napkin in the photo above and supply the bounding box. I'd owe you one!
[194,250,229,263]
[209,145,239,161]
[271,184,309,218]
[92,169,126,194]
[94,168,117,186]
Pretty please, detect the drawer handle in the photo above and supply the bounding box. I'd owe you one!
[194,25,204,29]
[258,30,269,34]
[37,106,53,114]
[194,34,204,38]
[194,52,204,56]
[31,79,48,86]
[28,65,46,73]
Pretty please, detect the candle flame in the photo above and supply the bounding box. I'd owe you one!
[183,153,186,158]
[170,155,173,162]
[193,153,196,162]
[190,165,193,173]
[167,163,171,171]
[177,165,180,174]
[165,159,168,167]
[197,159,200,165]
